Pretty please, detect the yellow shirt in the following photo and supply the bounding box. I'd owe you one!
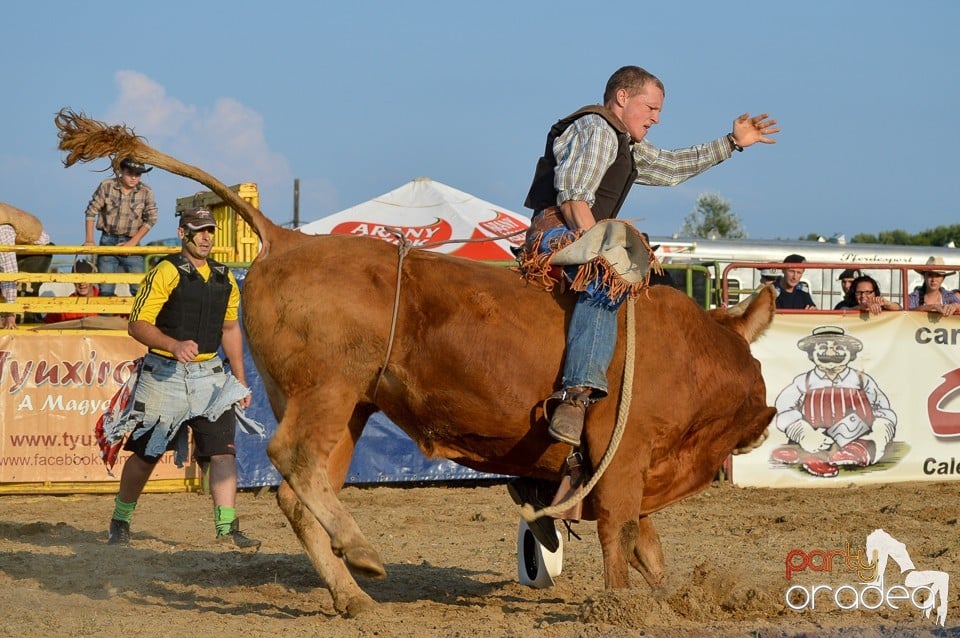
[130,258,241,360]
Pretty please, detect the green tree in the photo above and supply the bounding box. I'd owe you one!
[680,192,746,239]
[847,225,960,246]
[913,224,960,246]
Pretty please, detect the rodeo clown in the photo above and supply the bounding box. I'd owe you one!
[771,326,897,477]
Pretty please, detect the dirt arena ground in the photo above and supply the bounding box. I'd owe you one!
[0,479,957,637]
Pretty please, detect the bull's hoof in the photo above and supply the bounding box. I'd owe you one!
[344,546,387,579]
[338,592,377,618]
[629,558,665,589]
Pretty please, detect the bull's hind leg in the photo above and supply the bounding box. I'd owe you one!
[267,392,385,579]
[274,404,379,617]
[629,515,666,587]
[277,480,375,617]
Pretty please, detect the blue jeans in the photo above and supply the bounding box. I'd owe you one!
[562,295,619,397]
[537,227,623,398]
[97,233,144,296]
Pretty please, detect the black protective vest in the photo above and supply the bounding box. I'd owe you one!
[154,254,232,355]
[523,105,638,221]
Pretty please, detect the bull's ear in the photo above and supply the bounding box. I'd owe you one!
[738,285,776,343]
[711,285,776,343]
[724,294,753,318]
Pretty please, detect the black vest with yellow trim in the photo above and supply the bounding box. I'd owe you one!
[154,254,232,355]
[523,105,638,222]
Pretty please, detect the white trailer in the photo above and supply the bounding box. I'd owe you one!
[650,236,960,309]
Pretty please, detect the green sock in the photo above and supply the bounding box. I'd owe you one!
[214,506,236,536]
[112,495,137,523]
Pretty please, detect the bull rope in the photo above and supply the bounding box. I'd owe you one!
[519,299,635,524]
[371,226,527,403]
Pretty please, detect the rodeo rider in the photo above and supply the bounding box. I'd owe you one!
[511,65,779,547]
[521,65,779,449]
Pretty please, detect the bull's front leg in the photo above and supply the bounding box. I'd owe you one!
[629,515,665,587]
[589,424,651,589]
[597,510,665,589]
[593,472,645,589]
[597,516,637,588]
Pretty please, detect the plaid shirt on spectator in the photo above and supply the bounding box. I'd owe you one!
[84,178,158,238]
[1,223,51,308]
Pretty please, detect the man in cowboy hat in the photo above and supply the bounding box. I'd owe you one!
[908,256,960,315]
[771,326,897,478]
[83,157,158,296]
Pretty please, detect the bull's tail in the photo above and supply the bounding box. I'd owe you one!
[55,108,282,257]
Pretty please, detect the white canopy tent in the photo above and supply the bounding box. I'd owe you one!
[298,177,530,261]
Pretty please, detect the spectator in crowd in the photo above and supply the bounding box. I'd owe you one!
[847,275,901,315]
[909,256,960,316]
[758,267,780,287]
[833,268,863,309]
[0,201,52,329]
[43,259,100,324]
[83,158,158,297]
[775,254,816,309]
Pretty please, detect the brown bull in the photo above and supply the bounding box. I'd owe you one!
[56,108,777,618]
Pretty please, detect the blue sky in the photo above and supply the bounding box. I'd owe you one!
[2,1,958,246]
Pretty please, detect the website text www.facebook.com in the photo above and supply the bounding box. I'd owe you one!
[2,432,175,468]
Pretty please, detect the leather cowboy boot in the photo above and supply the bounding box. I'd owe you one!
[547,387,591,447]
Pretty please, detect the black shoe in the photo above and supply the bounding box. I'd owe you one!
[108,519,130,545]
[507,478,560,553]
[216,519,261,550]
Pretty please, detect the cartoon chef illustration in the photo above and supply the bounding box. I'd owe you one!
[772,326,897,477]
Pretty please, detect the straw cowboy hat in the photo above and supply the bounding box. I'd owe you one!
[916,256,956,277]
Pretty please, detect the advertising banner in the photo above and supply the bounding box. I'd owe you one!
[732,311,960,487]
[0,332,197,484]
